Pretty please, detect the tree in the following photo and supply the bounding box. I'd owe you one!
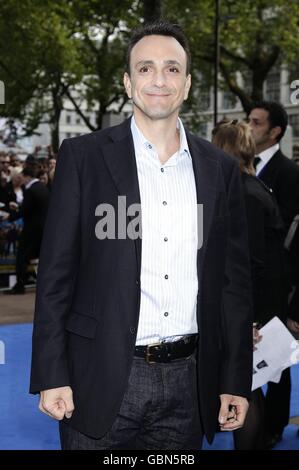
[163,0,299,113]
[2,0,298,145]
[57,0,141,132]
[0,0,83,152]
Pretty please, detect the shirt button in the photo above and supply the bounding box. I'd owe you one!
[164,312,169,317]
[164,274,168,279]
[162,201,167,206]
[161,168,164,173]
[164,237,168,242]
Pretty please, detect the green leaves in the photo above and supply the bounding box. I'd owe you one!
[1,0,298,142]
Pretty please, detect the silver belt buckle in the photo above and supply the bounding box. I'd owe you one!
[146,342,161,364]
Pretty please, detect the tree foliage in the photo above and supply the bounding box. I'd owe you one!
[1,0,299,147]
[163,0,299,113]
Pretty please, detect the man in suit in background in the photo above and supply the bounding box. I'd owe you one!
[249,101,299,448]
[30,21,253,450]
[7,165,50,294]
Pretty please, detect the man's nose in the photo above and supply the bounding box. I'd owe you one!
[152,70,166,87]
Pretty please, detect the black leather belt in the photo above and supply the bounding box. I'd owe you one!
[134,335,198,364]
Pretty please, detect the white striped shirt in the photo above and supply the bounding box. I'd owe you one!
[131,116,199,346]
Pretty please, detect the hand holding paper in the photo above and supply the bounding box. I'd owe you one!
[252,316,299,391]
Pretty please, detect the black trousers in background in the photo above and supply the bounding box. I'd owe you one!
[60,353,203,450]
[265,367,291,437]
[15,230,41,287]
[233,388,266,450]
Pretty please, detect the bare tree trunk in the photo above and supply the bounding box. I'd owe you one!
[143,0,161,22]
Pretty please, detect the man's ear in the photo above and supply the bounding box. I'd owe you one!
[123,72,132,99]
[184,74,191,100]
[270,126,282,142]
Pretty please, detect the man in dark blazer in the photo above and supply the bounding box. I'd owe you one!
[7,165,50,294]
[30,21,253,450]
[249,101,299,448]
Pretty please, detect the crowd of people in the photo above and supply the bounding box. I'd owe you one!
[0,146,55,292]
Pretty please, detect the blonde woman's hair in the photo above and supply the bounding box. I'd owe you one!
[212,120,256,175]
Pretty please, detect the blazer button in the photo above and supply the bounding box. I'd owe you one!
[135,280,139,286]
[130,327,136,334]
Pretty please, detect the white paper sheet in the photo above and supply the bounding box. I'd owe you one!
[252,316,299,391]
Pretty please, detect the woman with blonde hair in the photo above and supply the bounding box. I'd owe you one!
[212,120,286,450]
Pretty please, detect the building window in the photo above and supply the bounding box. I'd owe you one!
[76,117,81,125]
[66,115,72,124]
[222,90,237,110]
[66,132,71,139]
[265,68,281,102]
[289,114,299,138]
[199,90,211,111]
[197,121,208,138]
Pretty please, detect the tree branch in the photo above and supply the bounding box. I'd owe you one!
[117,95,129,113]
[219,60,253,113]
[64,89,97,131]
[220,45,252,67]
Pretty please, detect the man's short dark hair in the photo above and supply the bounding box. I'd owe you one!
[126,20,191,75]
[251,101,288,142]
[22,165,39,178]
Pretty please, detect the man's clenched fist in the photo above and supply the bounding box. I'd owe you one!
[39,386,74,420]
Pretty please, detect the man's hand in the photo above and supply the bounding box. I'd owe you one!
[9,201,18,211]
[0,211,9,220]
[253,324,263,351]
[39,386,74,420]
[287,318,299,338]
[218,394,249,431]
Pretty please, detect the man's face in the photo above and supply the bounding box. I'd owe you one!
[48,158,56,171]
[10,155,18,166]
[124,35,191,121]
[0,156,10,171]
[39,173,48,185]
[22,174,30,186]
[248,108,280,150]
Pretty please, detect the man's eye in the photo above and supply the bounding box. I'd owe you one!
[169,67,179,73]
[140,66,150,73]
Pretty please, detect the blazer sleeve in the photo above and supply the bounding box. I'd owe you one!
[30,139,80,393]
[243,192,266,323]
[220,164,253,399]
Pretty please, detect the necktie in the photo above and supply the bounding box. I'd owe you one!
[253,156,261,170]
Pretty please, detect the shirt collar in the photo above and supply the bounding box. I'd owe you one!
[257,143,279,163]
[25,178,39,190]
[130,115,191,160]
[255,143,279,175]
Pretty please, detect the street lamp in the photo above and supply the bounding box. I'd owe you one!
[214,0,220,127]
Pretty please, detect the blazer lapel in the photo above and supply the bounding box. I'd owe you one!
[101,119,142,274]
[258,149,281,186]
[186,131,219,281]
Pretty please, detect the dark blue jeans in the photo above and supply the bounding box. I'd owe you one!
[60,352,203,450]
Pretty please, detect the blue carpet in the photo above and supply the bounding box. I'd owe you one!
[0,323,298,450]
